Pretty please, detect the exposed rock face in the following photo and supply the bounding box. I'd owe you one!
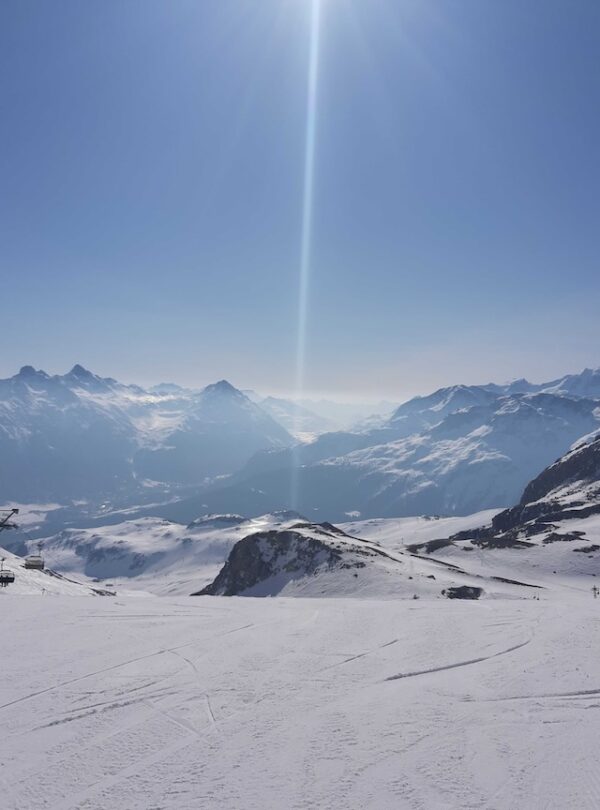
[490,434,600,534]
[193,521,507,599]
[520,434,600,506]
[442,434,600,549]
[194,529,345,596]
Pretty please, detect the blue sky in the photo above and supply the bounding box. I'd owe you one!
[1,0,599,400]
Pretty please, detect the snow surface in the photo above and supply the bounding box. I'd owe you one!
[33,513,309,596]
[345,511,600,595]
[0,545,112,596]
[197,521,533,599]
[2,594,600,809]
[341,510,500,549]
[28,510,529,599]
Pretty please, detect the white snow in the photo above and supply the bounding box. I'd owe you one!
[2,594,599,808]
[0,546,111,596]
[34,513,311,596]
[344,511,600,596]
[341,510,500,549]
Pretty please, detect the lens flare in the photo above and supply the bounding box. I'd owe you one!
[291,0,322,510]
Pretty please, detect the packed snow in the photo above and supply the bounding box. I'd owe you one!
[345,512,600,595]
[2,594,599,809]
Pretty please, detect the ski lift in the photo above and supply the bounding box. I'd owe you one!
[0,557,15,587]
[0,508,19,533]
[24,541,45,571]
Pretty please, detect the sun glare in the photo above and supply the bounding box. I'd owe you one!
[291,0,322,509]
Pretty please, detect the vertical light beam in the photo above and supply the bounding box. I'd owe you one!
[291,0,322,510]
[296,0,321,398]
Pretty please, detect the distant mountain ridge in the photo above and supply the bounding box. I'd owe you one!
[167,367,600,523]
[0,365,292,502]
[2,364,600,523]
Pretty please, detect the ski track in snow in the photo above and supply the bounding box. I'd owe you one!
[384,637,532,682]
[2,596,599,809]
[320,638,399,671]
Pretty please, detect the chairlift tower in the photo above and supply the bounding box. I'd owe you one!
[0,508,19,533]
[0,510,19,587]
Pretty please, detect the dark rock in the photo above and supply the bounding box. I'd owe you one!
[193,529,344,596]
[442,585,483,600]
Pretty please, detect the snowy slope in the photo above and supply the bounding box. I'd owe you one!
[342,512,600,595]
[5,512,307,596]
[197,520,538,599]
[3,510,530,599]
[2,595,600,809]
[0,545,112,596]
[344,435,600,595]
[341,509,501,550]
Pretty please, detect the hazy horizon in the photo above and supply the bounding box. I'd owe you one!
[2,358,599,407]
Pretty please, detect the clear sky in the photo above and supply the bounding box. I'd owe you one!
[1,0,599,401]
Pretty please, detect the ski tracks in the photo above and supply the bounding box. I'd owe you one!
[320,638,398,672]
[168,648,220,734]
[385,637,532,683]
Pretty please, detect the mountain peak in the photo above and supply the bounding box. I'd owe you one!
[67,364,93,379]
[203,380,241,397]
[17,365,48,380]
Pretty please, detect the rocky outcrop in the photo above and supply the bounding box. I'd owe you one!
[193,528,347,596]
[441,434,600,549]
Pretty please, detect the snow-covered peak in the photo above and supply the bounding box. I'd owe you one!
[540,367,600,399]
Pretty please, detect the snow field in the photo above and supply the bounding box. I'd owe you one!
[2,595,600,809]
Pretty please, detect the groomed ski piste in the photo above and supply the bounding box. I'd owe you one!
[2,591,600,809]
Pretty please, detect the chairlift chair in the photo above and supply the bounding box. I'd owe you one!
[24,542,45,571]
[0,557,15,587]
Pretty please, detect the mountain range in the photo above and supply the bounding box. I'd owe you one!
[0,365,292,503]
[1,364,600,526]
[162,371,600,523]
